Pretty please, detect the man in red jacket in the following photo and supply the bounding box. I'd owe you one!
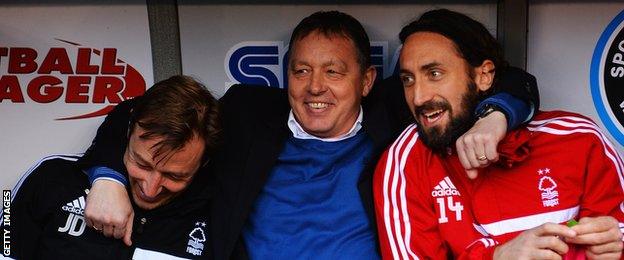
[374,9,624,259]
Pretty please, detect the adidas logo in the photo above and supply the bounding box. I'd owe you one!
[61,196,86,216]
[58,195,87,236]
[431,177,461,197]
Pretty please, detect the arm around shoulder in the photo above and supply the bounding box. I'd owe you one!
[78,98,136,177]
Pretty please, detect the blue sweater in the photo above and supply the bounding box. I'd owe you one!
[243,131,379,259]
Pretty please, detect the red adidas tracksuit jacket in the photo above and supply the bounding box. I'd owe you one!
[373,110,624,259]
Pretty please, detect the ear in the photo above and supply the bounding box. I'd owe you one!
[361,66,377,97]
[473,59,495,92]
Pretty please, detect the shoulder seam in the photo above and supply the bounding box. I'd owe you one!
[11,153,82,200]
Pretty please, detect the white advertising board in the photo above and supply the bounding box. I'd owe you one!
[0,3,154,190]
[528,1,624,152]
[178,3,497,97]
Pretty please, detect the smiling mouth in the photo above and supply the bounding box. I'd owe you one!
[306,102,330,109]
[420,109,446,126]
[135,187,160,203]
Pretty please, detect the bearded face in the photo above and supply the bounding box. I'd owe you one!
[414,81,480,154]
[399,32,493,154]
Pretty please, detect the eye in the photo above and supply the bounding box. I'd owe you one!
[326,68,345,78]
[400,74,414,87]
[136,162,151,171]
[168,174,182,181]
[292,67,309,76]
[428,70,443,79]
[166,173,187,182]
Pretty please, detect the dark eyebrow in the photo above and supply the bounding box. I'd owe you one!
[323,59,347,69]
[130,146,194,178]
[131,149,151,166]
[289,60,309,70]
[163,170,192,179]
[399,69,413,75]
[420,62,441,72]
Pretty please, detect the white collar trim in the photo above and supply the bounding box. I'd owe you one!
[287,107,363,142]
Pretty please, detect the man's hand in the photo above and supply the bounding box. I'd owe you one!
[456,111,507,179]
[84,179,134,246]
[493,223,577,260]
[566,216,623,259]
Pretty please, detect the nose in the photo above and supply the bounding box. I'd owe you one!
[411,81,434,107]
[142,172,164,198]
[307,70,326,95]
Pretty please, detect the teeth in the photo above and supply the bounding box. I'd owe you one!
[308,102,329,109]
[423,109,443,119]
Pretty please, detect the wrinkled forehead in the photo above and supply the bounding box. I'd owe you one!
[400,32,464,66]
[129,127,205,169]
[291,30,355,52]
[293,27,351,41]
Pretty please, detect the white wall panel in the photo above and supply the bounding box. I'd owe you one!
[0,3,154,190]
[528,1,624,151]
